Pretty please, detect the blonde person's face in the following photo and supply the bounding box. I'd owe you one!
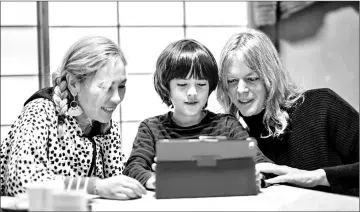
[226,57,266,117]
[169,76,209,121]
[77,58,127,123]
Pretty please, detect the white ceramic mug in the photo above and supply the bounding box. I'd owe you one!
[26,179,64,211]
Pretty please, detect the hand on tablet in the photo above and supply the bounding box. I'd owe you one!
[151,157,157,171]
[256,162,329,188]
[145,157,157,190]
[145,173,156,190]
[255,168,263,191]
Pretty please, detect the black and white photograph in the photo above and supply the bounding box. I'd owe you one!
[0,1,359,211]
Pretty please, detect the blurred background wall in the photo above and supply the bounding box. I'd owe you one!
[1,1,358,158]
[252,1,359,110]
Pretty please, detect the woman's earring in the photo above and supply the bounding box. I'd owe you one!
[68,99,83,117]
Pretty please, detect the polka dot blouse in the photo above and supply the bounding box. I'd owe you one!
[1,98,126,196]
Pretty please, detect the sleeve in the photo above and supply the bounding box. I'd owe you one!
[227,117,273,164]
[321,89,359,189]
[0,99,60,196]
[123,121,155,186]
[0,99,99,196]
[101,121,126,177]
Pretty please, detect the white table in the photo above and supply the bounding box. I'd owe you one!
[1,185,358,211]
[91,185,359,211]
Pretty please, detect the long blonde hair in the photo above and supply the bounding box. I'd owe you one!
[217,28,304,138]
[51,36,127,135]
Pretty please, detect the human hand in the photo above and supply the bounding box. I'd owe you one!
[145,156,157,190]
[96,175,147,200]
[255,167,263,192]
[145,173,156,190]
[256,163,329,188]
[151,157,157,171]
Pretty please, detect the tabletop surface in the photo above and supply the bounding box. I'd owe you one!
[91,185,359,211]
[1,185,359,211]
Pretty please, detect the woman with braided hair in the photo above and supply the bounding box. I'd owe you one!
[0,36,146,200]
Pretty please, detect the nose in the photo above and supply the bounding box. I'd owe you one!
[187,85,197,97]
[237,80,249,94]
[110,89,122,105]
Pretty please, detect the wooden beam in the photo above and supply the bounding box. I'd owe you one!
[37,2,50,88]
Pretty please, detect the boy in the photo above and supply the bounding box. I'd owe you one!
[123,39,269,190]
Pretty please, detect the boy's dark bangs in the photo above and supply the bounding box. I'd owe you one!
[168,50,212,81]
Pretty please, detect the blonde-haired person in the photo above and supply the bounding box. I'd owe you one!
[217,28,359,196]
[0,36,146,199]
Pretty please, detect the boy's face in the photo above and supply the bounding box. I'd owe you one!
[169,76,209,122]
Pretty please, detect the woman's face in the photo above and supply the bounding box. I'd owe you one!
[225,56,267,117]
[77,58,127,123]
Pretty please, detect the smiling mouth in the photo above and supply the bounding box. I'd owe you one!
[238,99,253,104]
[102,107,116,113]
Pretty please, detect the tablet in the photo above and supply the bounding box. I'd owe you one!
[155,137,257,199]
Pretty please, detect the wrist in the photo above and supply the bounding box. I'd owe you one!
[94,178,104,195]
[145,173,156,190]
[86,177,98,195]
[314,169,330,186]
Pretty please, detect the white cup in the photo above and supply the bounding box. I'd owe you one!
[26,180,64,211]
[51,190,88,211]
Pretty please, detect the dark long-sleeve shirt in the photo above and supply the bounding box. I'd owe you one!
[123,110,271,186]
[242,88,359,196]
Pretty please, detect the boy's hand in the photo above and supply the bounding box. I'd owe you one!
[145,173,156,190]
[146,157,157,190]
[151,157,157,171]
